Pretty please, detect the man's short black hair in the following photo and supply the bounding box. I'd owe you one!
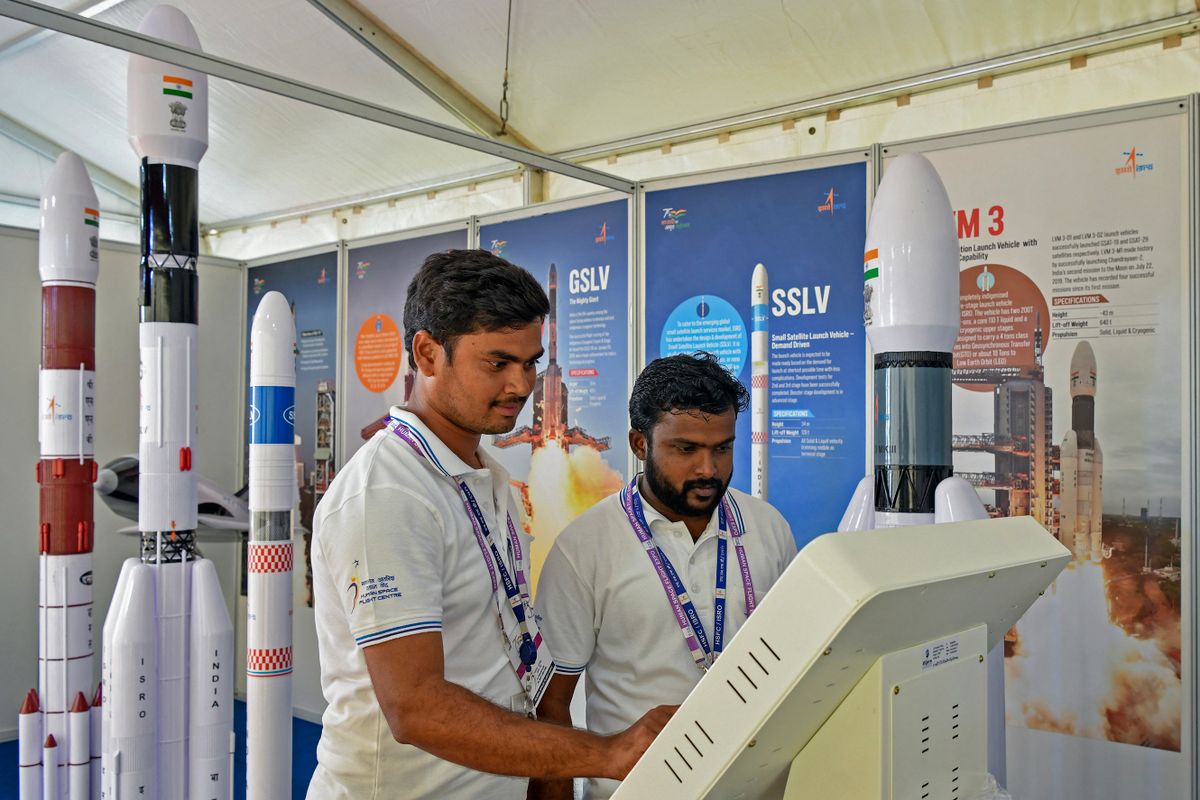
[404,249,550,368]
[629,352,750,434]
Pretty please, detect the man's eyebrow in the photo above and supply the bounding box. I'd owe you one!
[667,436,736,447]
[484,348,544,361]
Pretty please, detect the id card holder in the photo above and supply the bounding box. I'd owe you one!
[503,605,554,716]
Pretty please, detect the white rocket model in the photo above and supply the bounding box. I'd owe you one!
[1059,342,1103,562]
[838,153,1007,783]
[246,290,298,798]
[28,150,101,800]
[750,263,769,499]
[102,6,232,799]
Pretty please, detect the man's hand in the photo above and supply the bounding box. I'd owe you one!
[604,704,678,780]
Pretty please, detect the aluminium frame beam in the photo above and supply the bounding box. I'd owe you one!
[0,0,634,194]
[305,0,539,152]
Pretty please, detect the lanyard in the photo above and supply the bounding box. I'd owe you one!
[620,475,757,673]
[388,417,539,669]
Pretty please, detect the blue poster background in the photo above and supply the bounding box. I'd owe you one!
[479,200,631,588]
[343,229,468,463]
[244,250,339,493]
[644,163,868,548]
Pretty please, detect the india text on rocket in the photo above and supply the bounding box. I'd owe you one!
[838,153,1007,783]
[101,6,233,799]
[750,263,769,500]
[1060,341,1103,563]
[27,150,100,800]
[247,290,298,799]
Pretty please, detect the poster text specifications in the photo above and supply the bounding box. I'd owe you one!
[299,328,331,373]
[768,333,853,459]
[565,306,616,411]
[1048,226,1160,339]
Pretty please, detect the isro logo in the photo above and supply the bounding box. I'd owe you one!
[661,208,689,231]
[1115,146,1153,176]
[44,396,73,423]
[253,277,265,294]
[490,239,508,256]
[595,222,609,244]
[356,260,371,280]
[817,188,846,215]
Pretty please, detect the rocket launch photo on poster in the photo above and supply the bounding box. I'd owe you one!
[478,199,631,591]
[896,107,1190,797]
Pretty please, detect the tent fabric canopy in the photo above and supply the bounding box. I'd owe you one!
[0,0,1190,228]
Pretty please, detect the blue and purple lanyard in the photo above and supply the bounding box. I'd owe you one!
[620,475,756,673]
[389,417,540,671]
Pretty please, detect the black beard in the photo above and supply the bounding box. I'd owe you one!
[643,447,729,519]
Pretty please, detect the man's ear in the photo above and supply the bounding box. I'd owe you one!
[411,330,442,378]
[628,428,648,462]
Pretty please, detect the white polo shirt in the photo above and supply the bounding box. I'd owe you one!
[535,487,797,799]
[306,408,530,800]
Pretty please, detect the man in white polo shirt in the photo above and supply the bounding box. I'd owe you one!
[533,352,798,799]
[307,250,673,799]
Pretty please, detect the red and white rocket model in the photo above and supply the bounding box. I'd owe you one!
[246,290,298,798]
[750,263,769,499]
[102,7,232,799]
[26,149,101,800]
[1059,342,1103,562]
[838,153,1007,783]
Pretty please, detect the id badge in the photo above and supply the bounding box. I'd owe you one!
[503,605,554,715]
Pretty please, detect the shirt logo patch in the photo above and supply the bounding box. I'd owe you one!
[356,574,403,606]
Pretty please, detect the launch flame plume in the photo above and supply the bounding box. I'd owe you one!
[526,446,623,589]
[1005,561,1181,750]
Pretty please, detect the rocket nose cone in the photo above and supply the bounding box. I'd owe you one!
[870,153,955,238]
[252,291,293,335]
[43,151,97,204]
[1069,341,1097,397]
[136,4,201,47]
[752,262,767,289]
[191,558,233,631]
[94,468,118,496]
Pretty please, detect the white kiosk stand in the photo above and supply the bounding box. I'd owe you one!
[612,517,1070,800]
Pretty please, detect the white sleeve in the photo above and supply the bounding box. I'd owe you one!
[318,485,446,649]
[535,539,595,676]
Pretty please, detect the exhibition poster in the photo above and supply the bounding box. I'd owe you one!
[643,162,869,548]
[245,249,338,606]
[343,228,469,463]
[900,109,1189,797]
[479,199,631,590]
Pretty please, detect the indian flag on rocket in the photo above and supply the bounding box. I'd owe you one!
[84,208,99,227]
[162,74,193,99]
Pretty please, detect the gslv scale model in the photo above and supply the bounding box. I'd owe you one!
[494,263,610,452]
[837,153,1008,782]
[246,291,298,799]
[102,6,233,799]
[21,151,103,800]
[750,262,769,499]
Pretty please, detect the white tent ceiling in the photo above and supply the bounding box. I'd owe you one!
[0,0,1192,228]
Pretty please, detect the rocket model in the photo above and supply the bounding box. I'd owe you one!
[102,6,233,799]
[840,154,984,530]
[246,291,298,798]
[494,263,610,452]
[1059,342,1103,562]
[838,154,1006,782]
[28,150,100,800]
[750,263,769,499]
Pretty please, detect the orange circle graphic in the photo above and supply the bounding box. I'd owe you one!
[355,313,402,393]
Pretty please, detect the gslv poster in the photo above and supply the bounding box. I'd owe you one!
[245,249,338,606]
[897,109,1189,798]
[479,200,630,590]
[342,227,469,464]
[643,162,868,548]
